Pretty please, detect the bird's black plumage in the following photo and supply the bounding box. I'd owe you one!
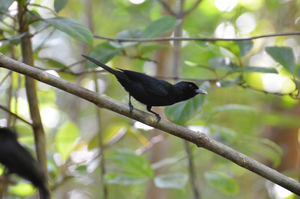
[0,128,49,199]
[82,55,208,122]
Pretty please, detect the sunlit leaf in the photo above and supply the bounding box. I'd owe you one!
[204,171,239,195]
[142,16,181,38]
[209,57,236,70]
[105,173,148,185]
[10,182,36,197]
[46,17,93,45]
[55,121,80,159]
[86,42,123,69]
[231,66,277,74]
[0,0,14,13]
[215,41,240,57]
[165,82,209,125]
[154,173,188,189]
[265,46,295,74]
[235,40,254,57]
[54,0,69,13]
[108,149,153,177]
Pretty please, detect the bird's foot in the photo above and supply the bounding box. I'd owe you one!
[129,103,134,115]
[155,113,161,123]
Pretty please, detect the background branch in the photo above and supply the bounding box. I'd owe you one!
[93,31,300,42]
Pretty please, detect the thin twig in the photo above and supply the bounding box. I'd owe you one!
[184,0,202,15]
[94,31,300,42]
[157,0,176,16]
[27,3,57,16]
[119,53,158,63]
[33,28,56,52]
[0,71,12,87]
[184,140,200,199]
[0,104,32,125]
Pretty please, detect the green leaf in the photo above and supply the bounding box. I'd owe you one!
[54,0,69,13]
[44,59,67,69]
[219,76,243,87]
[195,40,210,47]
[209,57,236,70]
[0,0,14,13]
[210,124,237,143]
[154,173,188,189]
[26,10,43,28]
[292,79,300,90]
[105,173,148,185]
[204,171,239,195]
[165,82,209,125]
[88,125,127,150]
[55,121,80,159]
[140,44,168,55]
[215,41,240,57]
[110,29,144,48]
[86,42,123,69]
[46,17,93,45]
[142,16,181,38]
[108,149,153,177]
[296,66,300,78]
[117,29,144,39]
[10,182,36,197]
[265,46,295,74]
[239,136,282,167]
[231,66,277,74]
[151,158,178,170]
[8,33,27,45]
[212,104,255,115]
[235,40,254,57]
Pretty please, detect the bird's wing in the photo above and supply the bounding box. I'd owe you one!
[120,69,171,96]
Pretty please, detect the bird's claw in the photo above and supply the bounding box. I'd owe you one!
[155,114,161,123]
[129,104,134,115]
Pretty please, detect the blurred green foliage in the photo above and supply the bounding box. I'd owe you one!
[0,0,299,198]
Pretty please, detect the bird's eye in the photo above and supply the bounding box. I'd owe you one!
[189,84,193,89]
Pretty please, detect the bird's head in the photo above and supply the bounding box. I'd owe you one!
[175,82,208,99]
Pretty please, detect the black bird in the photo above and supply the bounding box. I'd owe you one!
[0,128,49,199]
[82,55,208,122]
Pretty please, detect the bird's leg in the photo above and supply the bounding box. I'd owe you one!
[128,94,134,114]
[146,105,161,123]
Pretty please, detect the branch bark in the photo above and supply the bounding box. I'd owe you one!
[17,2,50,198]
[0,54,300,196]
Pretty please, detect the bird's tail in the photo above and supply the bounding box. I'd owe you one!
[39,184,50,199]
[82,55,122,76]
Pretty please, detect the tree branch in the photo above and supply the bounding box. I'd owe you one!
[93,31,300,42]
[184,0,202,15]
[0,104,32,125]
[0,53,300,195]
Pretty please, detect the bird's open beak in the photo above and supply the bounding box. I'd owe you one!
[196,88,208,95]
